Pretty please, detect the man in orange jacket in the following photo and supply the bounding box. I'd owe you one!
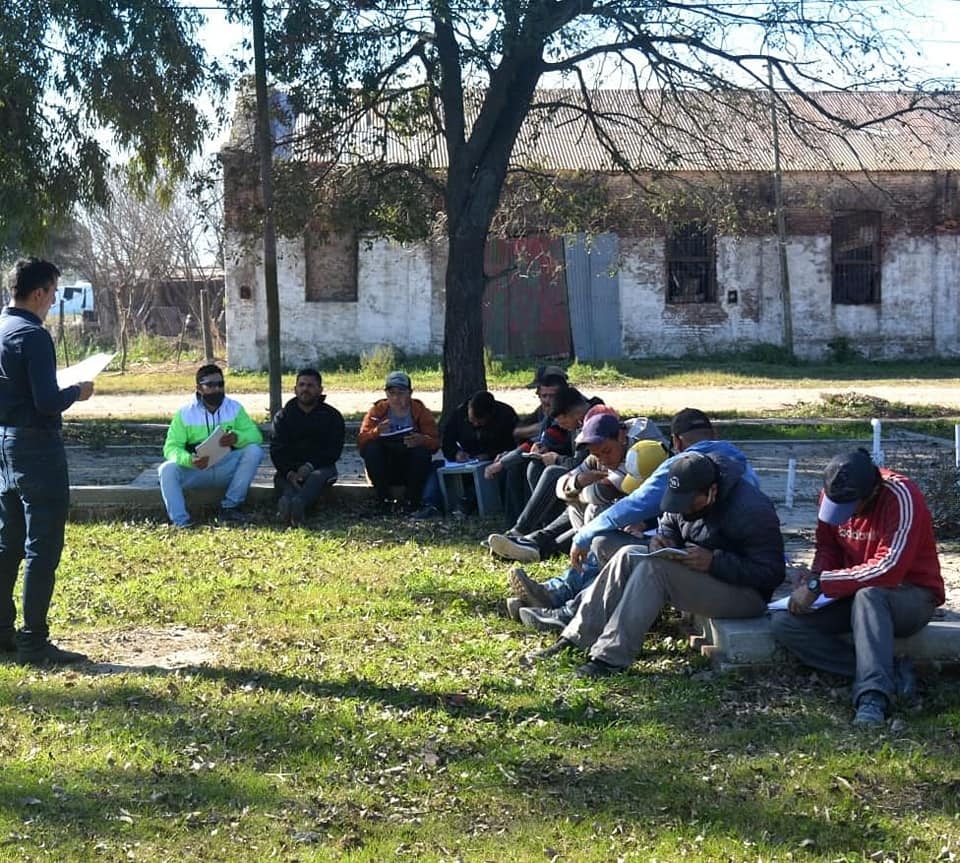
[772,449,944,726]
[357,371,439,513]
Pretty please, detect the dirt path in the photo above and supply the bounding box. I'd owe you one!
[68,383,960,420]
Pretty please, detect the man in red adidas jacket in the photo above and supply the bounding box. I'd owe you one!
[772,448,944,726]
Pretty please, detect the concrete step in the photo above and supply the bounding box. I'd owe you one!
[695,615,960,670]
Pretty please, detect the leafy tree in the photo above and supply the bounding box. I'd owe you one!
[0,0,226,253]
[238,0,954,412]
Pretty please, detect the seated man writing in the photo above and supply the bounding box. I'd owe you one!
[527,451,785,677]
[158,364,265,527]
[771,449,944,726]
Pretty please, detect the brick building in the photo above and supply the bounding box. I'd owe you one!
[221,89,960,367]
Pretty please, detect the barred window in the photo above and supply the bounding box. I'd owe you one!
[832,211,881,305]
[667,222,717,304]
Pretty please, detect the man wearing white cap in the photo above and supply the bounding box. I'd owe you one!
[771,448,944,726]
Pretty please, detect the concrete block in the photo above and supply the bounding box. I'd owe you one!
[698,614,960,670]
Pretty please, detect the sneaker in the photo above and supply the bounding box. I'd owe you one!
[519,606,572,633]
[853,692,888,726]
[17,641,89,666]
[508,567,553,607]
[894,656,917,702]
[525,637,576,663]
[171,520,197,530]
[410,504,441,520]
[217,507,249,526]
[505,596,526,621]
[576,657,622,678]
[488,533,541,563]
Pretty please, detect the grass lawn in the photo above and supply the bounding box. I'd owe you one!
[2,513,958,861]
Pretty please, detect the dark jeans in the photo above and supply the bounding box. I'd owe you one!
[0,429,69,645]
[361,438,433,504]
[512,464,566,535]
[274,465,338,510]
[771,584,937,706]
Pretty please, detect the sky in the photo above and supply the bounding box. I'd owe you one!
[195,0,960,152]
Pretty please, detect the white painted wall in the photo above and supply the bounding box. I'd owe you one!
[225,228,960,368]
[224,232,445,370]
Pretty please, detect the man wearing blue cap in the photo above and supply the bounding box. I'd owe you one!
[771,449,944,726]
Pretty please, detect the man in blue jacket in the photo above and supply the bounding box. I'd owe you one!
[527,451,785,676]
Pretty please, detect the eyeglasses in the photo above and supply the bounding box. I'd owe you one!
[198,379,225,389]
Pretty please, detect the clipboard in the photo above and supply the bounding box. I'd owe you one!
[195,426,231,467]
[379,425,414,438]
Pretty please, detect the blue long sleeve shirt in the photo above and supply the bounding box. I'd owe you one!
[571,439,761,550]
[0,307,80,429]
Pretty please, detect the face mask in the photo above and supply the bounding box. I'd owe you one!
[201,391,226,409]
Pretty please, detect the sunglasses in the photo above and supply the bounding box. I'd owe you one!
[198,379,225,388]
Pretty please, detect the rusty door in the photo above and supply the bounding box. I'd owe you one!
[483,235,572,358]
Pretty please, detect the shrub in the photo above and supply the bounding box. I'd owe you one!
[359,344,399,379]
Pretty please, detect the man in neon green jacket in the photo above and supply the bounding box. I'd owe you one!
[158,364,264,527]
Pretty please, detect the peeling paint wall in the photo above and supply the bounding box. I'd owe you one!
[224,232,444,370]
[225,227,960,368]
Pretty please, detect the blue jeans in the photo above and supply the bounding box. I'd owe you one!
[770,584,937,706]
[0,429,69,643]
[158,444,264,526]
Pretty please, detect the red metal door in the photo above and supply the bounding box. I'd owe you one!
[483,235,572,358]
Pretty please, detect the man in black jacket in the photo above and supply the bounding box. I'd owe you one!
[270,369,345,527]
[528,451,785,676]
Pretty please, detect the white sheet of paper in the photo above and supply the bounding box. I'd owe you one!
[57,352,115,388]
[194,426,231,468]
[767,594,835,612]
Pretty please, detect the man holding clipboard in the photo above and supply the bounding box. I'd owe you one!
[158,364,264,527]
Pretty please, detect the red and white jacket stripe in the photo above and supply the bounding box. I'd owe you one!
[814,468,945,605]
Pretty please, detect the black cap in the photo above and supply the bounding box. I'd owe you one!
[819,449,880,524]
[526,364,568,388]
[660,452,718,513]
[670,408,712,436]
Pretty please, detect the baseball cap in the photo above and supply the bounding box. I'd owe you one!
[384,371,412,390]
[575,412,622,445]
[660,452,718,513]
[818,449,880,525]
[670,408,713,437]
[527,364,568,388]
[621,440,670,494]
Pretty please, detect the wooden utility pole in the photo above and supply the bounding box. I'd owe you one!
[768,63,794,356]
[252,0,283,415]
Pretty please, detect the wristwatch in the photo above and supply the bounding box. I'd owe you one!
[806,576,821,595]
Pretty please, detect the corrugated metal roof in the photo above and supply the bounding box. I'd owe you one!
[281,89,960,173]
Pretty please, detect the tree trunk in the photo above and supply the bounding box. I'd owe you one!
[441,229,488,418]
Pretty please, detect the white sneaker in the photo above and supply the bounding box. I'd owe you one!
[488,533,541,563]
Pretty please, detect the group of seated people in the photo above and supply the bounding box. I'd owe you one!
[157,363,946,727]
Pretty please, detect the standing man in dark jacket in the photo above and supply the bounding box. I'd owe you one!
[0,258,94,665]
[270,368,345,527]
[528,451,785,676]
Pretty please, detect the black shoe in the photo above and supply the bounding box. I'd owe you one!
[576,657,623,678]
[525,637,576,663]
[217,507,250,526]
[410,504,441,520]
[17,641,89,666]
[0,631,16,653]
